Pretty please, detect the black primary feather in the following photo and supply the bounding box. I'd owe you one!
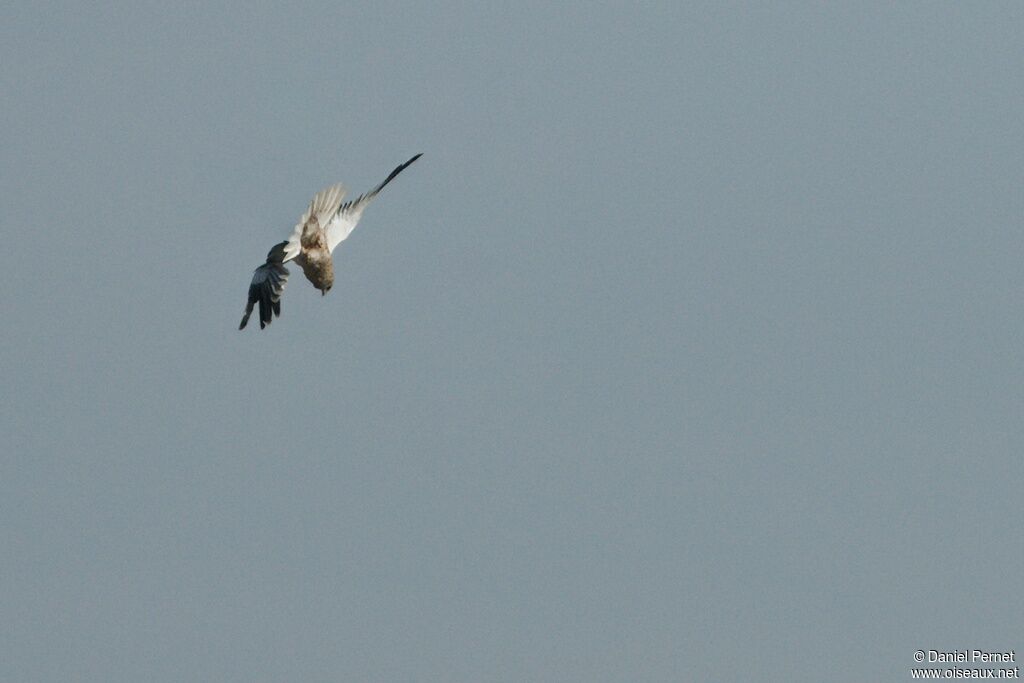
[239,241,290,330]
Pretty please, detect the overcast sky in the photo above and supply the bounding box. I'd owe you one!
[2,2,1022,681]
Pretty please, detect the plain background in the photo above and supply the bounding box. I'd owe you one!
[2,2,1021,681]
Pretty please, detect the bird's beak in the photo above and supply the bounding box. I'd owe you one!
[321,289,326,297]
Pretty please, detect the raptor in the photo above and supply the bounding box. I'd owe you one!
[240,154,422,330]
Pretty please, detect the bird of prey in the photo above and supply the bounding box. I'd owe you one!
[240,154,422,330]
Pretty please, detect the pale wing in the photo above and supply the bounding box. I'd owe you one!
[239,241,290,330]
[284,182,347,259]
[324,206,364,253]
[325,154,422,253]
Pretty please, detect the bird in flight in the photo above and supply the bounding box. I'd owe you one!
[240,154,422,330]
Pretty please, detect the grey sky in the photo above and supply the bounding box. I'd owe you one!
[2,2,1022,681]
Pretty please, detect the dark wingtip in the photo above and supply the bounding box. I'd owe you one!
[401,153,423,171]
[366,153,424,200]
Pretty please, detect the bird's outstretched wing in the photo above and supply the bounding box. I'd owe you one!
[283,182,347,259]
[239,241,291,330]
[325,154,422,253]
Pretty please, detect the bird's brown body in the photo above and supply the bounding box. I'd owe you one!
[296,224,334,293]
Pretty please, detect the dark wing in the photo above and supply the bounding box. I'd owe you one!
[239,241,291,330]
